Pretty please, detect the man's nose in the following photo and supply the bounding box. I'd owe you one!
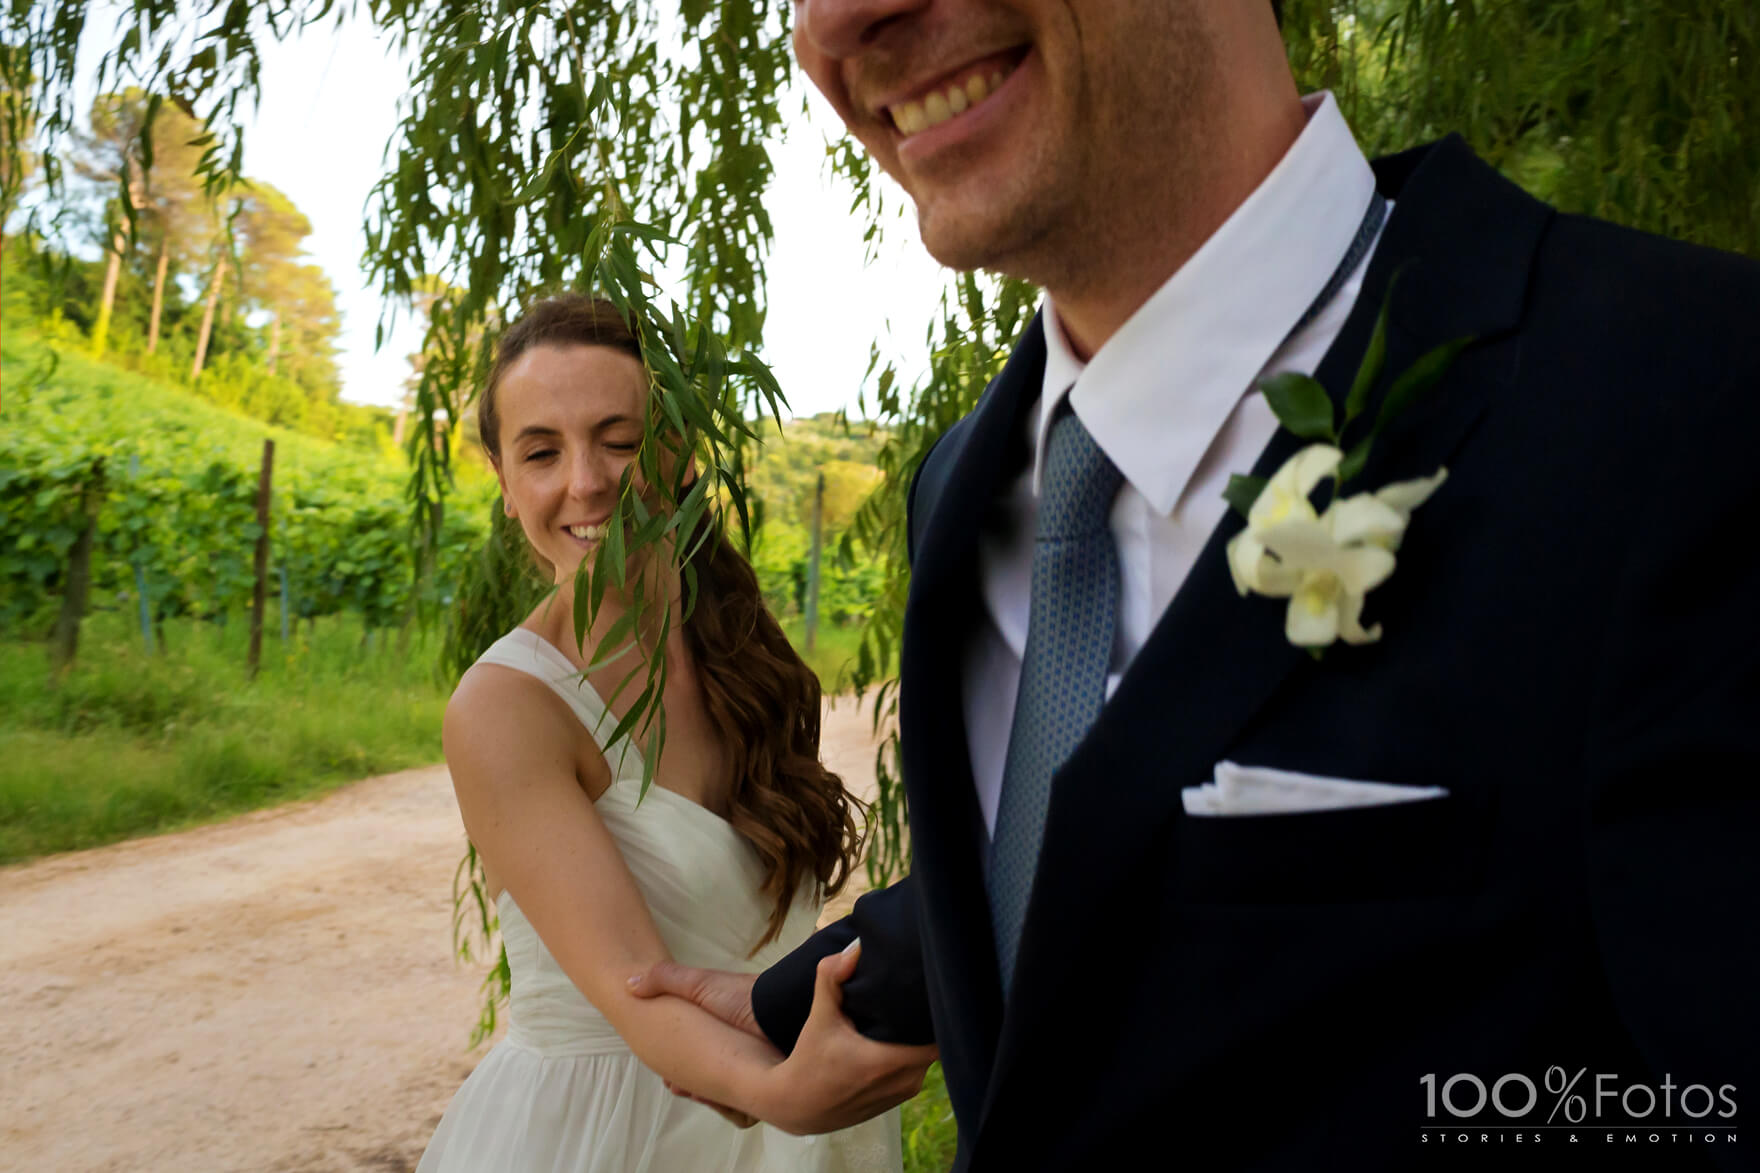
[798,0,928,59]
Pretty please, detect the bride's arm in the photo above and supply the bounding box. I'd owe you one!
[443,666,782,1109]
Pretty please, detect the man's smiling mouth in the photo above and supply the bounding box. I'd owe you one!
[886,51,1026,137]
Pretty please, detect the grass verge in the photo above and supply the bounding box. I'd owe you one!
[903,1062,959,1172]
[0,611,448,864]
[779,617,873,695]
[1,612,879,866]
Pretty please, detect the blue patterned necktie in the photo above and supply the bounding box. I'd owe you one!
[987,407,1124,996]
[985,193,1390,996]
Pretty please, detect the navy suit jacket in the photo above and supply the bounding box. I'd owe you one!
[753,136,1760,1171]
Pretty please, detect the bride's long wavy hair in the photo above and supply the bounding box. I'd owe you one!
[478,293,865,946]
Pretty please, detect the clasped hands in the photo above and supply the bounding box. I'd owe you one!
[627,940,938,1134]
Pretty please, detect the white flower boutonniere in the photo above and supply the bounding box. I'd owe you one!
[1222,276,1473,651]
[1227,444,1447,646]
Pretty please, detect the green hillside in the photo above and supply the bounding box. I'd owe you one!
[2,333,409,484]
[0,330,489,862]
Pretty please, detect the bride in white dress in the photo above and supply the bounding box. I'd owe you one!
[418,294,902,1173]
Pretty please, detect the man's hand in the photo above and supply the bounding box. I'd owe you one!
[755,940,939,1135]
[627,962,762,1038]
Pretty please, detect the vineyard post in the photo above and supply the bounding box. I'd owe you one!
[50,458,106,676]
[132,562,155,654]
[127,454,155,654]
[248,439,274,678]
[278,566,290,642]
[804,471,824,654]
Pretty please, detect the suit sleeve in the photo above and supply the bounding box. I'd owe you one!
[752,876,934,1052]
[1583,345,1760,1163]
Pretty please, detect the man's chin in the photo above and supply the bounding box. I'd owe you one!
[916,201,1056,282]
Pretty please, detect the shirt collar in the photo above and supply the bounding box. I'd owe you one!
[1034,91,1378,514]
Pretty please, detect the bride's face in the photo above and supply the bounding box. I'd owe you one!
[492,342,650,585]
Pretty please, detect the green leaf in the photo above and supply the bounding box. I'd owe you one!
[603,682,654,761]
[1337,435,1373,487]
[701,329,726,398]
[1258,372,1336,442]
[1223,474,1269,520]
[1343,271,1399,430]
[602,498,628,588]
[608,220,677,247]
[572,560,592,652]
[585,610,637,671]
[664,473,710,535]
[1373,335,1475,436]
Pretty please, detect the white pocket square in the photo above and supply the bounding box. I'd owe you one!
[1181,760,1449,816]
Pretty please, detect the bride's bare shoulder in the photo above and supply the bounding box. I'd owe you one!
[448,657,562,727]
[443,661,600,791]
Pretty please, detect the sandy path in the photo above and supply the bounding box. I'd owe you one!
[0,696,892,1172]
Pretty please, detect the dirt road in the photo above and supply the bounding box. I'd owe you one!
[0,696,891,1172]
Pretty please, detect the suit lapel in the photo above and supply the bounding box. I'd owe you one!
[976,136,1554,1131]
[898,316,1048,1118]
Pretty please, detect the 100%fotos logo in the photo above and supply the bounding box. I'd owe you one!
[1422,1068,1738,1123]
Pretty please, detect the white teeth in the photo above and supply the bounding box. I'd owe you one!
[890,61,1014,136]
[566,524,608,541]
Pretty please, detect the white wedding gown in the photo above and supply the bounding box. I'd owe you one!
[417,629,902,1173]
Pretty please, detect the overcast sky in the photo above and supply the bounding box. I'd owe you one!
[213,17,953,419]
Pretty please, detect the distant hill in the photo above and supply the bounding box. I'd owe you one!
[1,333,415,489]
[746,412,888,536]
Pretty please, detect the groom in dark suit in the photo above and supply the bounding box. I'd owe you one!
[634,0,1760,1167]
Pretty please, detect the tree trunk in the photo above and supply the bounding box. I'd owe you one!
[91,231,125,359]
[147,236,169,354]
[191,252,226,382]
[265,313,281,375]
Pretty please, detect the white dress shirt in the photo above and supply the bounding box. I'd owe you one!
[961,92,1390,834]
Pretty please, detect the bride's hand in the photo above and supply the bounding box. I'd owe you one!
[662,1080,759,1129]
[627,963,762,1038]
[753,941,939,1135]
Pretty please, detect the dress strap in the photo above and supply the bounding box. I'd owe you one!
[476,629,618,749]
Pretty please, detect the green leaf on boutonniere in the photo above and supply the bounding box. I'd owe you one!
[1373,334,1475,436]
[1223,473,1269,521]
[1258,372,1337,442]
[1343,270,1399,429]
[1337,433,1374,486]
[1335,333,1475,490]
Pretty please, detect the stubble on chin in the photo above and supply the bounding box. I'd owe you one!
[911,161,1067,281]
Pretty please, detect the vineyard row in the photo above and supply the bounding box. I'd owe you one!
[0,434,490,643]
